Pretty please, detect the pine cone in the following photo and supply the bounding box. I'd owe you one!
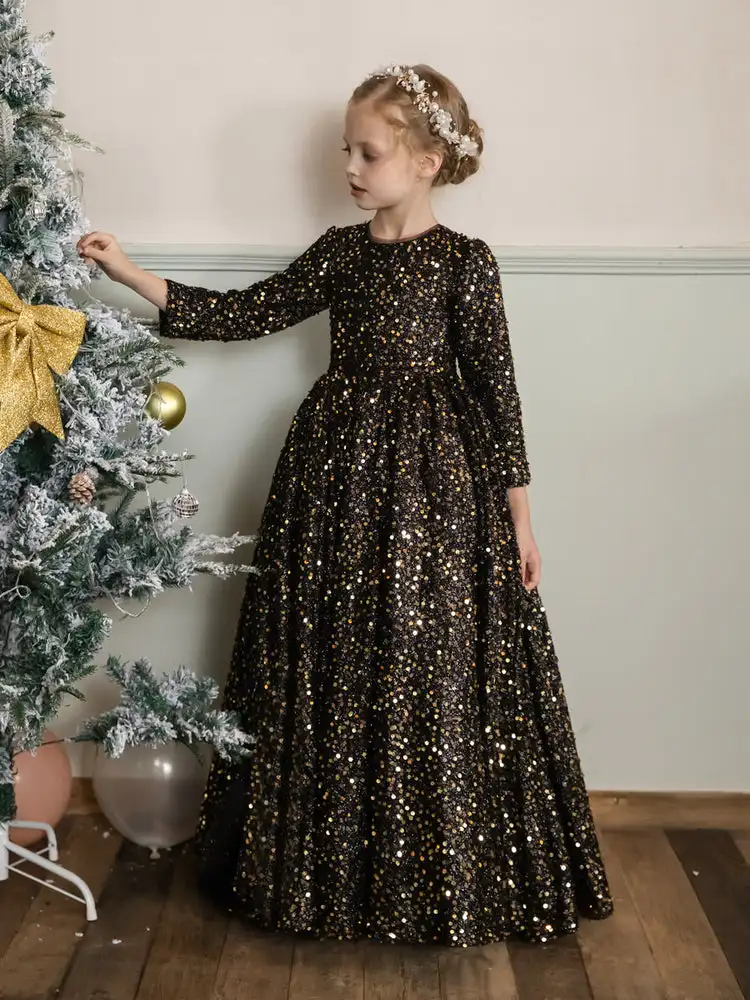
[68,470,97,505]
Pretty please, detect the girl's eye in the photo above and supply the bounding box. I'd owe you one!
[341,147,376,162]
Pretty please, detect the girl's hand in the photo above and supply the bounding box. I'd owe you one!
[77,231,136,284]
[506,486,541,591]
[515,523,542,591]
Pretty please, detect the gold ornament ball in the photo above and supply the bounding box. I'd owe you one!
[145,381,186,430]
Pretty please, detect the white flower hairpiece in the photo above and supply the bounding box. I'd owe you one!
[368,64,480,160]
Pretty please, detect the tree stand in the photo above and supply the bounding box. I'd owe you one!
[0,820,97,920]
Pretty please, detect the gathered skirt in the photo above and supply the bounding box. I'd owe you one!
[193,366,614,947]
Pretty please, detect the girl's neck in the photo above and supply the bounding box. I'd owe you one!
[368,206,438,242]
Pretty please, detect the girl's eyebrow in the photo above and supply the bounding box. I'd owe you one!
[342,137,379,150]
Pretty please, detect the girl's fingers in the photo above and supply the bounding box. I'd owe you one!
[527,555,541,591]
[78,238,111,260]
[519,550,540,591]
[80,246,104,262]
[78,232,112,252]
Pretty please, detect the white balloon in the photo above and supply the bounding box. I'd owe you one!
[92,741,212,854]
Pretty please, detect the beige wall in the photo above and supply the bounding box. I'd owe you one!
[29,0,750,246]
[25,2,750,790]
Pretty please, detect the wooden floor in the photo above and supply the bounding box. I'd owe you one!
[1,816,749,1000]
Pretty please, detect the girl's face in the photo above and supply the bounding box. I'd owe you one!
[343,100,434,210]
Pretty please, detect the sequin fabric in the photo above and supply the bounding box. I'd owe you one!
[159,221,614,947]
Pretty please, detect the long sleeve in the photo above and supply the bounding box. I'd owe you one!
[452,237,531,487]
[158,225,338,342]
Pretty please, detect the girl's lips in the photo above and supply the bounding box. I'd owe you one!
[350,185,366,194]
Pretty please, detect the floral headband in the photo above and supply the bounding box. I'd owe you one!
[367,64,480,159]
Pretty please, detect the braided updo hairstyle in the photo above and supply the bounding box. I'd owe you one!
[349,64,483,186]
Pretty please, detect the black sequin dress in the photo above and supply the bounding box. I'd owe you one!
[159,221,614,947]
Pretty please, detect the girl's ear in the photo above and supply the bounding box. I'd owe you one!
[418,148,443,180]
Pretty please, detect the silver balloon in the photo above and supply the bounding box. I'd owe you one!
[92,741,212,855]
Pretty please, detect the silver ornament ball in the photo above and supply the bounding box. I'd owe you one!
[171,487,199,518]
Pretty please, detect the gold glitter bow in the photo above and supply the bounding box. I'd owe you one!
[0,272,86,451]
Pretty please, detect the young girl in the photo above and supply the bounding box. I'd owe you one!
[78,63,613,947]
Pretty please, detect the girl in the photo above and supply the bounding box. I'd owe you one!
[78,63,613,947]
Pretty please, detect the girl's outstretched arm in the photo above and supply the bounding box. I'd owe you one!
[78,225,339,342]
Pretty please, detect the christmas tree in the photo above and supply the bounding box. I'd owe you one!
[0,0,253,825]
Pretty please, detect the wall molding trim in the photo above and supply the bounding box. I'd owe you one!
[123,242,750,277]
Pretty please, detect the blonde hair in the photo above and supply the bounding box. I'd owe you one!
[349,64,483,187]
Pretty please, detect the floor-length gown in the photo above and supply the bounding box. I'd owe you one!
[158,220,614,946]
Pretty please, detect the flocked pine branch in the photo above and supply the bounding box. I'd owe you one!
[76,658,254,760]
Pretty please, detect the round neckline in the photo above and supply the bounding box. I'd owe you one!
[366,221,442,244]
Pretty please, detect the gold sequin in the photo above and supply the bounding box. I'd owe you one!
[159,221,613,946]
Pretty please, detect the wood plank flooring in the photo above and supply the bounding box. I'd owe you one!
[1,816,749,1000]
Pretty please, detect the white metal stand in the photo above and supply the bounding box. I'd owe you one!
[0,820,98,920]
